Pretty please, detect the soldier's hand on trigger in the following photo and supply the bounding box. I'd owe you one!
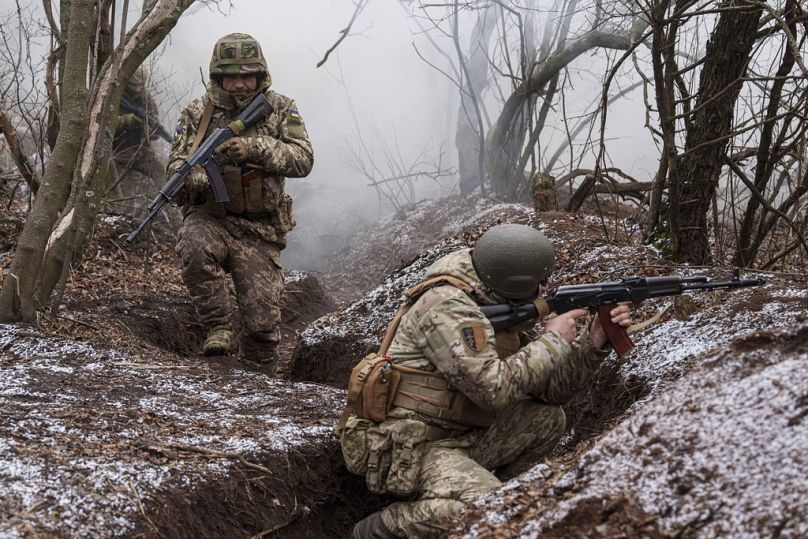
[215,138,248,164]
[544,309,589,344]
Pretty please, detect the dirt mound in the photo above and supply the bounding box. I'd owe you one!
[36,216,335,367]
[0,325,373,538]
[290,206,667,388]
[0,213,369,538]
[281,270,337,332]
[290,201,539,386]
[322,194,532,303]
[450,323,808,537]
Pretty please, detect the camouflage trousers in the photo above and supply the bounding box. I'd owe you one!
[176,210,283,367]
[347,400,566,538]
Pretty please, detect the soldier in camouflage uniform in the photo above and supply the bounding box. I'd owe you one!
[338,224,632,538]
[108,68,167,218]
[169,33,313,371]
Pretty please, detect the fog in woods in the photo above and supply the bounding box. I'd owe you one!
[0,0,662,269]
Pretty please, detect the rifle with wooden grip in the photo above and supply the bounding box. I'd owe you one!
[480,271,765,358]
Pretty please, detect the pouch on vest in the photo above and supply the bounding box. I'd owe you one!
[261,175,283,211]
[385,419,428,496]
[365,426,393,494]
[340,415,374,475]
[223,165,245,215]
[242,169,264,213]
[271,193,296,235]
[343,352,401,425]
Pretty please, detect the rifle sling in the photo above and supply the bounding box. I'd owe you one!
[188,99,215,156]
[627,306,668,335]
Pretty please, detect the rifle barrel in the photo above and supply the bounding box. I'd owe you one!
[682,279,765,291]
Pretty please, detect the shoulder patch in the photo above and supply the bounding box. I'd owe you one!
[460,323,487,352]
[289,107,302,122]
[172,118,184,147]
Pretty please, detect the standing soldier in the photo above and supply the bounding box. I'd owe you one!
[108,68,167,218]
[169,33,313,371]
[338,224,632,538]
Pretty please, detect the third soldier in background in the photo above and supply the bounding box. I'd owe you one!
[169,32,313,372]
[109,67,166,218]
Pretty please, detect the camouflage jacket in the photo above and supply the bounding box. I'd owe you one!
[115,85,160,154]
[385,249,609,429]
[168,79,313,243]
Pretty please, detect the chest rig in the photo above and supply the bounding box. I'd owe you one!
[337,275,523,435]
[189,98,285,218]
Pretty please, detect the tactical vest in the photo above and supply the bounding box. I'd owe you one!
[337,274,523,436]
[189,98,294,230]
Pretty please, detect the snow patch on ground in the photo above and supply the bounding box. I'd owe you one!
[0,324,343,538]
[624,283,807,397]
[520,328,808,537]
[301,241,459,348]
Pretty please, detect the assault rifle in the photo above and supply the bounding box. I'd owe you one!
[480,271,765,358]
[124,93,273,247]
[120,97,172,143]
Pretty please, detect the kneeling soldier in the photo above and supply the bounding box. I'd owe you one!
[337,224,632,538]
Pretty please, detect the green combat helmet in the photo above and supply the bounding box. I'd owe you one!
[209,33,271,83]
[471,224,555,300]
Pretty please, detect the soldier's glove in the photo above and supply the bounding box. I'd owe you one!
[215,138,249,164]
[184,165,209,195]
[117,112,142,129]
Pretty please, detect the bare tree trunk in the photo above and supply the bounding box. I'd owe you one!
[733,0,797,266]
[455,5,497,194]
[486,31,632,199]
[647,0,681,249]
[672,0,763,264]
[0,0,195,322]
[0,0,94,322]
[37,0,195,308]
[0,102,41,193]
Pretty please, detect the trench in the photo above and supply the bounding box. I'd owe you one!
[109,272,384,537]
[132,441,386,539]
[115,265,654,537]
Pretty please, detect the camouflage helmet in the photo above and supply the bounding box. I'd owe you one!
[209,33,269,79]
[471,224,555,300]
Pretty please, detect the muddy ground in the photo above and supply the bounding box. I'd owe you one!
[448,323,808,538]
[1,193,807,538]
[0,216,366,538]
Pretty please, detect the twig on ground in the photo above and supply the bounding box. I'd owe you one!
[128,479,158,535]
[149,441,274,475]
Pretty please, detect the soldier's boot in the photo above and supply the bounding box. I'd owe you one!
[241,346,279,376]
[203,324,235,356]
[351,511,402,539]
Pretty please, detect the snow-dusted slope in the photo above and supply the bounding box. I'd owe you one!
[455,323,808,538]
[0,325,343,538]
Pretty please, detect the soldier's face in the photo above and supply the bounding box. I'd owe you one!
[222,74,258,95]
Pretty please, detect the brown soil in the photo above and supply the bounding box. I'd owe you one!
[3,193,806,537]
[1,215,360,538]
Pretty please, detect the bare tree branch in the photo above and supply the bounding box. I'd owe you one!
[317,0,370,68]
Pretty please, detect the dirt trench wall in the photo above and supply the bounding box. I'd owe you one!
[0,326,368,538]
[138,441,365,539]
[289,242,461,386]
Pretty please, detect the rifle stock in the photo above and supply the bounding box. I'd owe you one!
[480,272,765,358]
